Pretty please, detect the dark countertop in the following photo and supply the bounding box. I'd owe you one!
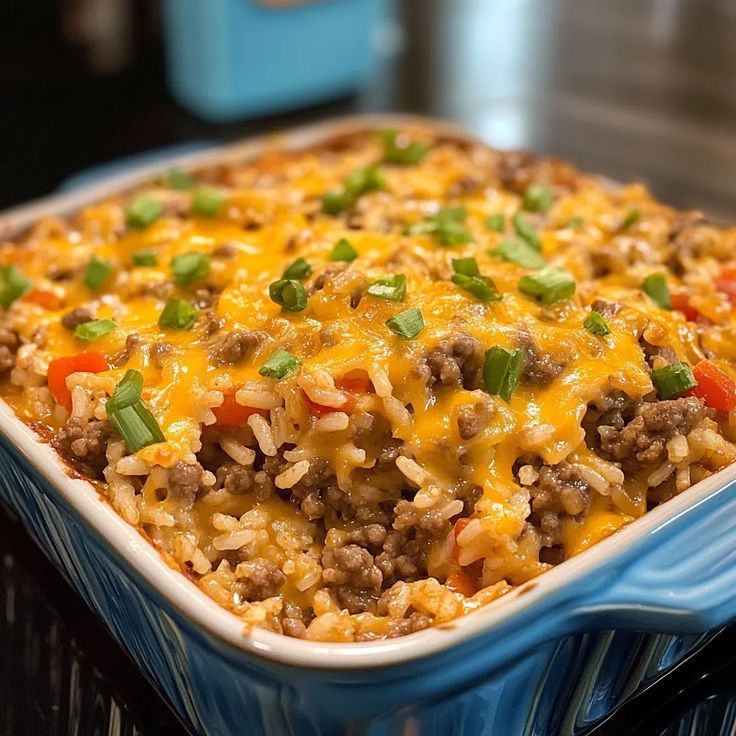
[1,1,735,734]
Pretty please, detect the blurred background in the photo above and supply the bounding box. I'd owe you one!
[1,0,736,734]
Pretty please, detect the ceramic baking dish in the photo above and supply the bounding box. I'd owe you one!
[1,115,735,736]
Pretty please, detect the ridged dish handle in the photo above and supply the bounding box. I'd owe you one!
[574,476,736,634]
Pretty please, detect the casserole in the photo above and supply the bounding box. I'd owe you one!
[0,115,735,735]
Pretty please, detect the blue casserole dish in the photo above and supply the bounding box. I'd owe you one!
[1,116,735,736]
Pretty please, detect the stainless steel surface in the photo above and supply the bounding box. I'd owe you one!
[361,0,736,220]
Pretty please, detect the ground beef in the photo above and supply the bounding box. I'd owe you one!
[495,150,578,196]
[135,280,175,300]
[384,611,432,638]
[222,464,253,494]
[457,398,495,440]
[52,418,115,477]
[239,559,286,601]
[212,242,238,259]
[590,299,622,318]
[192,286,219,309]
[201,311,222,337]
[599,397,706,470]
[167,461,203,505]
[0,327,19,374]
[282,617,307,639]
[374,529,424,585]
[639,334,678,368]
[518,334,565,386]
[148,341,173,368]
[349,285,364,308]
[111,333,143,367]
[447,175,484,197]
[308,264,348,294]
[393,500,453,536]
[209,330,264,366]
[321,544,383,590]
[527,462,591,548]
[61,306,94,331]
[417,333,483,389]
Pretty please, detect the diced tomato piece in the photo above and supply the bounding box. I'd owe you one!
[452,517,471,558]
[303,370,374,417]
[686,359,736,413]
[47,351,108,411]
[335,369,373,395]
[445,567,477,597]
[716,265,736,304]
[212,390,268,428]
[24,288,61,311]
[670,292,700,322]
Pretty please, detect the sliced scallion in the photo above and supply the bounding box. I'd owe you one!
[329,238,358,262]
[386,307,424,339]
[322,166,386,214]
[269,279,308,312]
[405,206,473,246]
[84,256,113,292]
[162,169,194,190]
[512,212,541,251]
[107,369,143,411]
[642,273,671,310]
[451,273,500,302]
[126,194,162,229]
[191,187,224,217]
[106,370,165,452]
[171,252,210,287]
[378,130,430,165]
[158,299,198,330]
[483,347,526,402]
[621,209,641,229]
[0,265,32,309]
[74,319,117,341]
[451,257,480,277]
[259,350,299,380]
[366,274,406,302]
[651,362,697,400]
[492,237,546,269]
[522,184,555,213]
[132,250,158,267]
[282,257,311,280]
[485,213,505,232]
[519,266,576,305]
[584,311,611,336]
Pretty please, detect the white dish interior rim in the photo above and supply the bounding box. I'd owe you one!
[0,113,732,671]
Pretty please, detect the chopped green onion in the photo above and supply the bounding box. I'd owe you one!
[322,166,386,214]
[642,273,671,310]
[485,213,505,232]
[191,187,224,217]
[378,130,430,165]
[483,347,526,402]
[566,217,583,229]
[519,266,576,305]
[269,279,308,312]
[621,209,641,229]
[451,257,480,277]
[282,257,312,280]
[171,252,210,287]
[106,369,165,453]
[651,362,697,400]
[451,273,501,302]
[259,350,300,380]
[158,299,198,330]
[74,319,117,341]
[84,256,113,292]
[492,238,546,269]
[107,369,143,412]
[329,238,358,262]
[162,169,194,190]
[0,266,32,309]
[133,250,158,267]
[584,311,611,336]
[366,274,406,302]
[512,212,541,251]
[405,206,474,246]
[386,307,424,339]
[126,194,162,229]
[522,184,555,213]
